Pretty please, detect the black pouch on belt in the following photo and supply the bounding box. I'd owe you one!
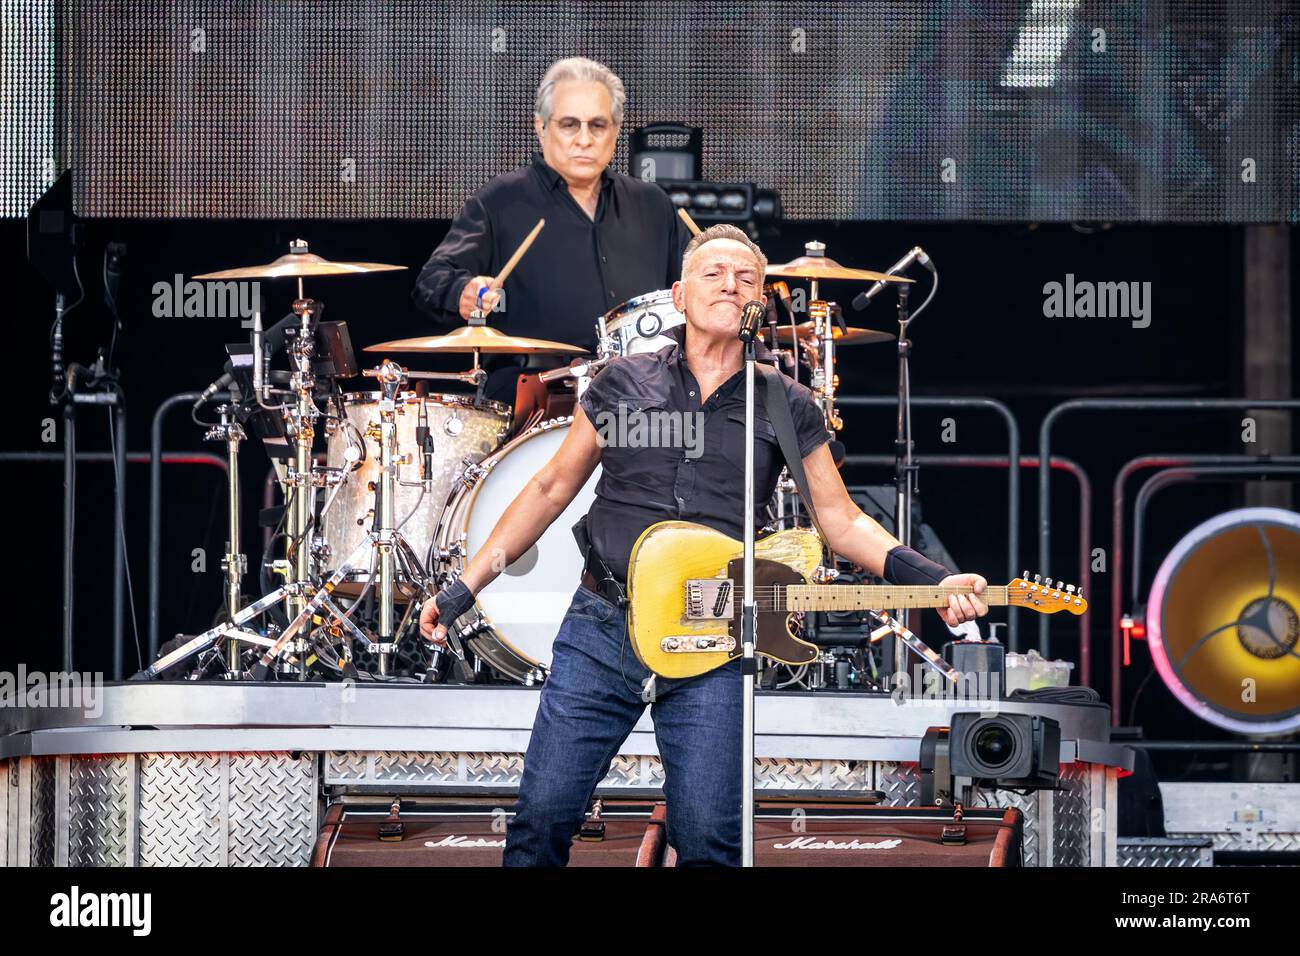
[572,514,628,608]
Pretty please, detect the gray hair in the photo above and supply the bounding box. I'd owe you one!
[535,57,627,126]
[682,224,768,279]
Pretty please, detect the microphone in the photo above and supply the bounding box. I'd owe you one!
[196,366,235,405]
[737,299,765,344]
[416,399,435,485]
[765,280,795,318]
[852,246,931,311]
[251,311,265,397]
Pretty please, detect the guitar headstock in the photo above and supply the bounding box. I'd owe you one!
[1007,572,1088,615]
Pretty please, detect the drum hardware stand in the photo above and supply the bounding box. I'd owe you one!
[204,404,249,674]
[355,358,477,678]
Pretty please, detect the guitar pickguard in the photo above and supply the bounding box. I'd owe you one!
[725,556,819,667]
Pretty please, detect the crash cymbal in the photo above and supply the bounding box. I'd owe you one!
[364,325,588,355]
[766,255,914,283]
[194,245,406,280]
[767,322,895,346]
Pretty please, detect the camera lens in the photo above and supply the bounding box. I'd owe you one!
[974,724,1015,767]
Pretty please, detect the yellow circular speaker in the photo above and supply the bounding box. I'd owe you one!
[1146,507,1300,736]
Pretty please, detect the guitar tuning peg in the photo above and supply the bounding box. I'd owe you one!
[1033,573,1042,584]
[1022,570,1029,579]
[1077,588,1085,600]
[1045,577,1054,587]
[1066,584,1076,593]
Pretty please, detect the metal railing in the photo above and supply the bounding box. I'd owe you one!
[3,449,226,678]
[1038,398,1300,658]
[148,391,232,658]
[838,395,1021,646]
[844,455,1089,671]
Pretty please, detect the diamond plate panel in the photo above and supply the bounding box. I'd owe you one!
[1169,830,1300,853]
[974,786,1041,867]
[138,753,223,866]
[372,751,461,783]
[1256,832,1300,852]
[228,754,316,867]
[1118,838,1213,867]
[31,758,55,868]
[598,755,665,789]
[326,751,368,781]
[1052,763,1091,867]
[68,756,131,867]
[753,758,871,791]
[874,761,922,807]
[463,753,526,786]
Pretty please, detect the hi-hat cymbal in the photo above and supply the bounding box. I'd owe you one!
[766,255,914,283]
[364,325,588,355]
[767,322,895,347]
[195,252,406,280]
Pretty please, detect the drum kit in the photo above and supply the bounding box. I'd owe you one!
[137,236,912,686]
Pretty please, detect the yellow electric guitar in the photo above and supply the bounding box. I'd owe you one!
[626,520,1087,679]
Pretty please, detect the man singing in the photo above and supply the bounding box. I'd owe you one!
[420,225,990,866]
[412,56,688,400]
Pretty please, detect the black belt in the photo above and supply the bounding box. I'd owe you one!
[580,567,628,609]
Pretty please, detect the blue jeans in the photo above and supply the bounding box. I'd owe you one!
[504,584,742,866]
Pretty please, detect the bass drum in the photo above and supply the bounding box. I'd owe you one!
[437,419,601,683]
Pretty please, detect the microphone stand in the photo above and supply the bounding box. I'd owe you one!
[739,321,759,867]
[892,283,914,677]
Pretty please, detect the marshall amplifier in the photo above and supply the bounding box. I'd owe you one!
[660,802,1023,867]
[311,798,668,867]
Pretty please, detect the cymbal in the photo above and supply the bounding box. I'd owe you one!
[195,252,406,280]
[767,322,895,347]
[364,325,588,355]
[766,255,914,283]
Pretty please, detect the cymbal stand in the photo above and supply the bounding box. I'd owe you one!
[204,404,248,673]
[280,289,324,679]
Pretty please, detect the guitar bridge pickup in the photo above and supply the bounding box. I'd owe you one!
[685,579,735,620]
[660,635,737,653]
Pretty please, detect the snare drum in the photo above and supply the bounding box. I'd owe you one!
[321,391,512,583]
[436,418,600,683]
[600,290,684,357]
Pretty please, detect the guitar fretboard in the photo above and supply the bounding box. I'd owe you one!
[782,585,1010,612]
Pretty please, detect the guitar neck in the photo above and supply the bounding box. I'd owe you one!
[784,584,1009,612]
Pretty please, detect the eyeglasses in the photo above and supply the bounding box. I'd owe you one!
[548,117,616,140]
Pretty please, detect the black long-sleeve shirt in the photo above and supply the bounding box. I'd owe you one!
[412,152,689,354]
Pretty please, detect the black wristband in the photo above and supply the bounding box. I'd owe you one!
[884,546,952,586]
[434,578,476,623]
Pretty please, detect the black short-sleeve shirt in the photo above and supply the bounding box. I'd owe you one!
[579,325,832,583]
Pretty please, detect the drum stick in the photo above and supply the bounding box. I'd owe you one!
[677,207,703,236]
[491,218,545,289]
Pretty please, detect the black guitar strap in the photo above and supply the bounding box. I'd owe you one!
[757,364,826,542]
